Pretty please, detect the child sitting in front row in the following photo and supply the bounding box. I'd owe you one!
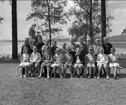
[64,47,73,78]
[38,46,51,79]
[51,48,64,78]
[74,46,84,77]
[85,47,96,79]
[108,47,122,79]
[28,46,41,76]
[97,48,109,79]
[19,46,30,78]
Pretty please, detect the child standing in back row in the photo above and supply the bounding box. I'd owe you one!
[19,46,30,78]
[108,47,122,79]
[28,46,41,76]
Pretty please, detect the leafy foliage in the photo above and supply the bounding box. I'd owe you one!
[26,0,69,36]
[68,0,114,40]
[121,27,126,35]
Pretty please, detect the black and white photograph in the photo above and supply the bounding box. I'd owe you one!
[0,0,126,104]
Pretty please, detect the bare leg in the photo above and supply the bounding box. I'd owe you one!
[38,64,44,78]
[113,66,117,79]
[88,67,92,78]
[93,66,96,78]
[63,64,67,78]
[79,66,83,77]
[97,66,102,79]
[20,67,23,78]
[58,67,63,78]
[35,63,40,77]
[24,66,28,77]
[53,66,57,78]
[104,65,109,79]
[69,65,73,78]
[47,66,50,79]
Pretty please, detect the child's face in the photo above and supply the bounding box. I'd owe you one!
[100,49,104,54]
[89,49,93,54]
[33,46,37,53]
[38,37,42,43]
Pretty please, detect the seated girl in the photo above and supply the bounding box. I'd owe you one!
[38,46,51,79]
[97,48,109,79]
[19,46,30,78]
[108,47,122,79]
[28,46,41,76]
[74,46,84,78]
[85,47,96,79]
[64,47,73,78]
[51,48,64,78]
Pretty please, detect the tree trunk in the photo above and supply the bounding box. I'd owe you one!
[101,0,106,45]
[47,0,51,47]
[12,0,18,59]
[89,0,92,43]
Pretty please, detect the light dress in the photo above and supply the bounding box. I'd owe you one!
[74,56,83,68]
[19,53,30,67]
[97,53,108,67]
[108,54,120,68]
[86,54,95,67]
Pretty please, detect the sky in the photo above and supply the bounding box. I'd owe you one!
[0,0,126,40]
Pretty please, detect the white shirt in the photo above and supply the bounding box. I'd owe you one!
[97,53,108,64]
[30,52,41,63]
[108,54,118,62]
[21,53,29,62]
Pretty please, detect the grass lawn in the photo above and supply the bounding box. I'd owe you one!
[0,63,126,105]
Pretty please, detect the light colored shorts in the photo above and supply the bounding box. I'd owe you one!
[87,63,95,67]
[109,63,119,68]
[74,63,83,68]
[97,63,108,68]
[51,63,62,68]
[19,62,30,67]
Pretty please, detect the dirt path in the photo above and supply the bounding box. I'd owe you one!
[0,63,126,105]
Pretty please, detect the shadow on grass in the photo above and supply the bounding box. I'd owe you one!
[119,73,126,78]
[0,59,20,64]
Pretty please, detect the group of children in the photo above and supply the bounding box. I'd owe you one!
[19,37,122,80]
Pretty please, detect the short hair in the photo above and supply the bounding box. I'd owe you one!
[110,47,115,52]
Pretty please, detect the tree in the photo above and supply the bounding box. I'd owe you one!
[121,27,126,35]
[12,0,18,59]
[1,0,18,59]
[26,0,69,46]
[68,0,114,42]
[101,0,106,44]
[0,16,3,23]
